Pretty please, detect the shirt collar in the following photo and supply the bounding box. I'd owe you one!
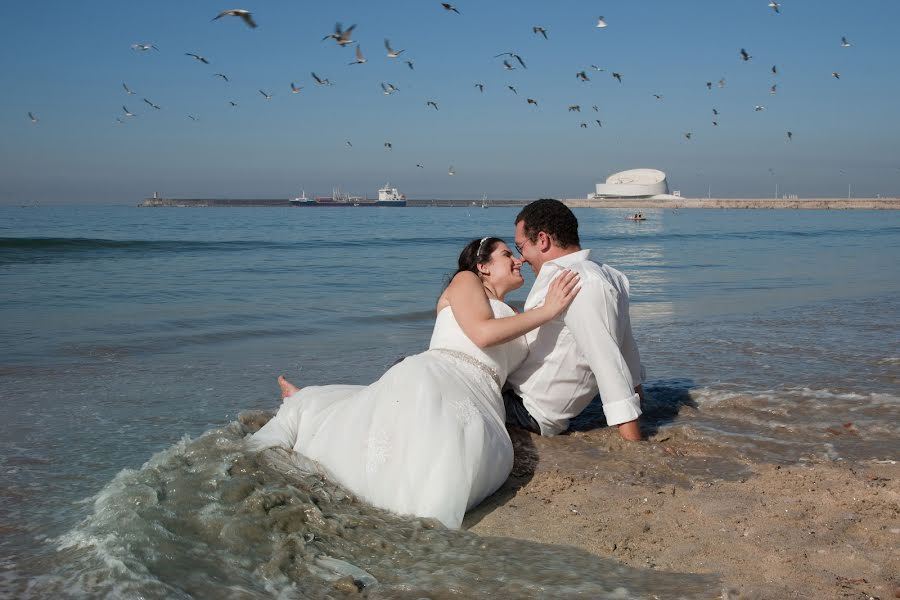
[542,249,591,273]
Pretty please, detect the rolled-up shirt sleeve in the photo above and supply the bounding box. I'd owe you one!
[564,279,642,426]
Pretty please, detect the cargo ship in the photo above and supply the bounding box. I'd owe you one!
[290,184,406,207]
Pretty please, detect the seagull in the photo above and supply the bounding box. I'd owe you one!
[346,140,352,148]
[596,16,608,28]
[718,78,726,88]
[403,59,414,70]
[768,1,781,14]
[592,105,599,112]
[323,23,356,46]
[684,132,692,140]
[580,122,588,128]
[712,121,718,126]
[290,82,303,93]
[841,36,851,48]
[188,115,198,121]
[652,93,663,100]
[712,108,719,115]
[772,65,778,75]
[143,98,161,110]
[590,65,605,71]
[754,105,765,111]
[706,81,713,90]
[122,82,135,95]
[228,101,238,107]
[130,43,158,52]
[122,106,136,117]
[740,48,752,61]
[185,52,210,64]
[770,84,777,94]
[349,45,367,65]
[526,98,538,106]
[426,100,439,110]
[612,72,622,83]
[441,3,460,14]
[568,105,581,112]
[495,52,526,69]
[448,165,456,175]
[532,26,548,39]
[416,163,424,169]
[212,9,257,28]
[507,85,517,95]
[474,82,484,93]
[502,59,516,71]
[384,39,405,58]
[786,131,793,141]
[214,73,229,82]
[115,117,124,125]
[312,72,333,86]
[381,82,399,95]
[259,90,272,100]
[576,70,589,82]
[832,71,841,79]
[384,142,393,150]
[595,119,602,127]
[28,112,38,123]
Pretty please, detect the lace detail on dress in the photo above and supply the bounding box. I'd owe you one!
[429,348,501,388]
[365,428,390,476]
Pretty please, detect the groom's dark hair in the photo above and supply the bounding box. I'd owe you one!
[515,199,580,249]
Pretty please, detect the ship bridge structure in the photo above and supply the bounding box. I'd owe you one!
[591,168,678,199]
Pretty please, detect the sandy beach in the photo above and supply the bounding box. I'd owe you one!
[467,426,899,599]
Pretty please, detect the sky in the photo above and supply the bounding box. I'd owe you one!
[1,0,899,204]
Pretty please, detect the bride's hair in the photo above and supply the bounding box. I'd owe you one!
[455,237,504,277]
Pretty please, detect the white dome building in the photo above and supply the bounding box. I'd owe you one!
[590,168,677,199]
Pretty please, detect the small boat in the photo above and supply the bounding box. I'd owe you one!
[625,214,646,221]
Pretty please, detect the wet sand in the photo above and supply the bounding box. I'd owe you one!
[467,427,899,600]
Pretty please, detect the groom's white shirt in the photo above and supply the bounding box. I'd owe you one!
[506,249,643,435]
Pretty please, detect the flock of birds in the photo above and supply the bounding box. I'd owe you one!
[25,4,859,178]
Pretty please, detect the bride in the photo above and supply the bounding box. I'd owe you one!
[250,237,579,528]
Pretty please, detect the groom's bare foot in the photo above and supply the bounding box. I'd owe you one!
[278,375,300,399]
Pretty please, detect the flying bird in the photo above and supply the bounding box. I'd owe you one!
[130,43,158,52]
[312,72,333,86]
[381,82,399,95]
[384,142,393,150]
[740,48,751,61]
[441,3,460,14]
[115,117,124,125]
[185,52,210,64]
[384,39,404,58]
[532,26,548,39]
[403,59,415,70]
[612,72,622,83]
[576,70,589,82]
[590,65,605,71]
[595,120,602,127]
[592,105,599,112]
[712,108,719,115]
[259,90,272,100]
[580,123,588,128]
[768,1,781,14]
[143,98,161,110]
[718,78,726,88]
[188,115,198,121]
[786,131,793,141]
[526,98,538,106]
[502,59,516,71]
[474,82,484,93]
[214,73,229,82]
[212,9,257,28]
[290,82,303,93]
[772,65,778,75]
[323,23,356,46]
[770,84,777,94]
[346,140,352,147]
[684,132,692,140]
[122,83,135,95]
[841,36,851,48]
[426,100,439,110]
[416,163,424,169]
[448,165,456,175]
[349,45,367,65]
[596,16,607,28]
[28,112,38,123]
[568,105,581,112]
[712,121,718,126]
[507,85,517,95]
[754,105,765,111]
[228,101,238,107]
[831,71,841,79]
[495,52,526,69]
[122,106,136,117]
[706,81,713,90]
[652,93,663,100]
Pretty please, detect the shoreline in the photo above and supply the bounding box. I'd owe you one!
[137,197,900,209]
[467,428,899,599]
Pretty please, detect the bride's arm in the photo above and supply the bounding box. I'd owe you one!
[445,270,580,348]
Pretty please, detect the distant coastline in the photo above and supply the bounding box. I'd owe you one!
[138,196,900,209]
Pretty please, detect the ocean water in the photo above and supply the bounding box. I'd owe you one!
[1,205,898,598]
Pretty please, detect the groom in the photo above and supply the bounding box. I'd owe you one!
[504,199,644,441]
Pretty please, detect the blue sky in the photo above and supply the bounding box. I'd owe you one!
[1,0,898,203]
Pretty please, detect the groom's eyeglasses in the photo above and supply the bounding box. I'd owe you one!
[514,239,530,255]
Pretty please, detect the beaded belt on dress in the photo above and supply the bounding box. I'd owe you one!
[429,348,501,389]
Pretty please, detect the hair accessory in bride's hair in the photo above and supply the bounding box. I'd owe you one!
[476,236,490,258]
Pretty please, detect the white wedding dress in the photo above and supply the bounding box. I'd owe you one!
[250,299,528,528]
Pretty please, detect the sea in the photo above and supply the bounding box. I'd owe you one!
[1,204,898,599]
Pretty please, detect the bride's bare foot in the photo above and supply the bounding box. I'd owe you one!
[277,375,300,399]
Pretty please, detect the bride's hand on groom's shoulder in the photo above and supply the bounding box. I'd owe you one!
[542,269,581,319]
